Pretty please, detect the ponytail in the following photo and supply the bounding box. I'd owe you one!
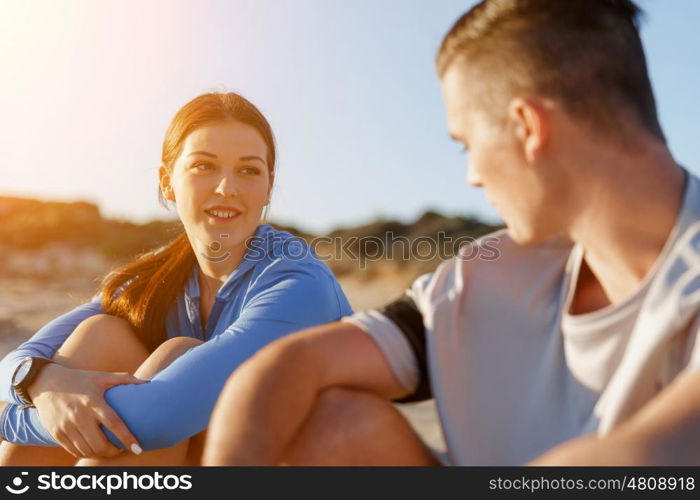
[100,232,196,351]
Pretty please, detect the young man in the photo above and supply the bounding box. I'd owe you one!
[202,0,700,465]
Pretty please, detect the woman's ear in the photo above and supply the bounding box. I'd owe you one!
[266,173,275,204]
[159,165,176,201]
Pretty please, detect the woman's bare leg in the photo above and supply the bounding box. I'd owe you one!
[77,335,204,466]
[0,314,150,466]
[184,429,208,466]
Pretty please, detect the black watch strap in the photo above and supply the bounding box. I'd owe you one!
[14,357,53,407]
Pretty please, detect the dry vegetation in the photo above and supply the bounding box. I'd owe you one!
[0,196,500,353]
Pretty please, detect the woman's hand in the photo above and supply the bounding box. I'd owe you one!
[28,363,147,458]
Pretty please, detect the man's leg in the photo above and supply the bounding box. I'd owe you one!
[0,314,150,466]
[280,388,438,466]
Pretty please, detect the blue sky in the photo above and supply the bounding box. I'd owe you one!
[1,0,698,233]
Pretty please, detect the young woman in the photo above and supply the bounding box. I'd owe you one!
[0,92,352,465]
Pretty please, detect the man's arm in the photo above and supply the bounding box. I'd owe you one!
[529,368,700,465]
[202,321,407,465]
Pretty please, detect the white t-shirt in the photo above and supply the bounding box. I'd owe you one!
[345,170,700,465]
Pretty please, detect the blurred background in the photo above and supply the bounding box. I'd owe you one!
[1,0,698,454]
[1,0,698,352]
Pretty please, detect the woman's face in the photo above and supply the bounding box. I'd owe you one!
[160,120,272,265]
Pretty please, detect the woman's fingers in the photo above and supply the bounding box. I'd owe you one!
[55,428,91,458]
[35,369,148,457]
[99,372,149,389]
[53,429,81,457]
[79,421,122,458]
[92,371,146,454]
[93,404,142,455]
[69,428,96,458]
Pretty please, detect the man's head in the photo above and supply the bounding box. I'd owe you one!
[438,0,665,244]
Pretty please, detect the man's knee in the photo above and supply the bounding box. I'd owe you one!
[314,388,403,435]
[284,388,432,465]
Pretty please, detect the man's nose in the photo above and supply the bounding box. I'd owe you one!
[466,163,482,187]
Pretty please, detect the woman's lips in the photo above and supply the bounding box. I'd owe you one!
[204,208,242,223]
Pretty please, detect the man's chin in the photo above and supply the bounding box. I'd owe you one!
[507,226,540,247]
[508,225,564,247]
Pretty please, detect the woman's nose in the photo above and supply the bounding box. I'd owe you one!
[214,171,239,197]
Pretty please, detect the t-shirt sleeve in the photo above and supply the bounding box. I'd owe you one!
[343,273,434,403]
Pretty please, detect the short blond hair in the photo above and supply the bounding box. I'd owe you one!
[437,0,665,142]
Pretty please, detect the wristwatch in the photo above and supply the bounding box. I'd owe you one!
[11,357,53,407]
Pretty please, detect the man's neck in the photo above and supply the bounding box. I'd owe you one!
[566,143,685,306]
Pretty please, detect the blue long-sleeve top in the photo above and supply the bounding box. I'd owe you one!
[0,224,352,449]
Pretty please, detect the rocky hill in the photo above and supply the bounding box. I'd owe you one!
[0,196,500,280]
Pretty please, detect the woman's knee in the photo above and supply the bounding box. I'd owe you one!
[134,336,203,379]
[150,336,203,361]
[53,314,149,372]
[61,314,142,351]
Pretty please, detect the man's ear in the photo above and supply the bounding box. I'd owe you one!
[159,165,175,201]
[508,97,549,163]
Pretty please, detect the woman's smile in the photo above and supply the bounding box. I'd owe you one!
[204,205,244,223]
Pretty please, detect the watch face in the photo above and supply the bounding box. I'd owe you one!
[12,358,32,386]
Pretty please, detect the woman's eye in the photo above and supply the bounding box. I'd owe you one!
[240,166,261,175]
[193,162,214,171]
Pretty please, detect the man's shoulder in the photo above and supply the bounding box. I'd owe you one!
[452,229,575,280]
[410,229,575,309]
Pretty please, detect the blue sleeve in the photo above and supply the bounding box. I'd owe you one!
[2,261,351,449]
[0,296,104,405]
